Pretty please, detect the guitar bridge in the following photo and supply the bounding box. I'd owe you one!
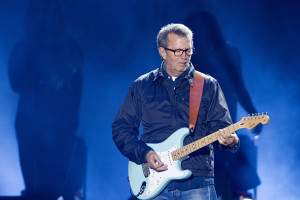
[142,163,150,178]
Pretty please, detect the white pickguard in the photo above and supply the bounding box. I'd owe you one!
[146,146,189,195]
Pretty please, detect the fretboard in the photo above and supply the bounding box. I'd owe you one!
[171,122,240,161]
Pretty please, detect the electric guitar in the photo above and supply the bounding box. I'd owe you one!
[128,113,270,200]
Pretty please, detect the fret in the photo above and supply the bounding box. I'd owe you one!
[179,149,183,158]
[201,138,206,146]
[172,152,176,160]
[225,126,230,133]
[186,144,191,155]
[197,140,203,149]
[207,135,212,143]
[184,146,189,157]
[230,125,235,133]
[193,142,197,150]
[225,126,231,133]
[233,123,239,131]
[212,132,217,141]
[204,137,208,145]
[180,149,183,156]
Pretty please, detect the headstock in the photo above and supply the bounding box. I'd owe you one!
[239,112,270,130]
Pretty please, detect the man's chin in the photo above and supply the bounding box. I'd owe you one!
[179,65,188,72]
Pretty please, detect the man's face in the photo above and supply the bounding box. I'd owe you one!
[159,33,193,77]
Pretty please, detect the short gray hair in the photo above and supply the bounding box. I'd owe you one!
[156,23,193,48]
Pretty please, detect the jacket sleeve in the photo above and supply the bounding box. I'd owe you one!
[112,83,153,164]
[206,78,239,153]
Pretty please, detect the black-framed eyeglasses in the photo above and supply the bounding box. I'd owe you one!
[164,47,194,57]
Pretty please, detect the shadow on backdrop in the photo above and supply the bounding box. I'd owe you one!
[8,0,86,199]
[185,11,262,200]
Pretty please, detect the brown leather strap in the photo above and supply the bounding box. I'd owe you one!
[189,71,205,134]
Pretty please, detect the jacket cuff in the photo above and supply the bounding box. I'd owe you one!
[143,148,153,163]
[226,139,240,153]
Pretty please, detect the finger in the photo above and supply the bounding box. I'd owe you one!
[146,151,159,165]
[218,129,231,145]
[217,134,226,145]
[221,129,235,141]
[147,153,165,170]
[218,130,226,141]
[152,153,163,164]
[152,155,167,171]
[156,164,168,172]
[221,129,230,137]
[149,158,160,169]
[151,161,167,172]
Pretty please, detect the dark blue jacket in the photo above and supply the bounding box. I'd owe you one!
[112,63,237,178]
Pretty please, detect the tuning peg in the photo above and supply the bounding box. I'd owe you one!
[265,112,268,115]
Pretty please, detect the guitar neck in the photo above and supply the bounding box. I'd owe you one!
[171,122,241,161]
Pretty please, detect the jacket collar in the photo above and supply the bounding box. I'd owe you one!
[153,61,196,87]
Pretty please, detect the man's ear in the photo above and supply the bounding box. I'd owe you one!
[159,47,166,60]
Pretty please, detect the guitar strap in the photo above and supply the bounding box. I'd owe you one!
[189,71,205,134]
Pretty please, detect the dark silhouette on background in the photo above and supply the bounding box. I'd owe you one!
[185,11,262,200]
[8,0,85,199]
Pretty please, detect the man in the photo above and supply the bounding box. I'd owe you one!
[112,24,239,200]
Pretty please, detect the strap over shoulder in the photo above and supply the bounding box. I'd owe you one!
[189,71,205,134]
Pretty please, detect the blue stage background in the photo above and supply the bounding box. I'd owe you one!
[0,0,299,199]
